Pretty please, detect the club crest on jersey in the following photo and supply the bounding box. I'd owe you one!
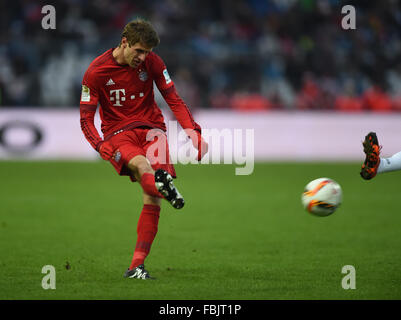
[138,70,148,82]
[114,151,121,162]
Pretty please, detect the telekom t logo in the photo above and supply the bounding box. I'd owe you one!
[110,89,126,106]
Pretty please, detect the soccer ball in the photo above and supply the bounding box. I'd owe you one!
[301,178,342,217]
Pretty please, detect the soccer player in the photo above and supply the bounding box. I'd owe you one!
[360,132,401,179]
[79,19,208,279]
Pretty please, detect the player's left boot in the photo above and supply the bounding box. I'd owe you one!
[124,264,155,280]
[360,132,382,180]
[154,169,185,209]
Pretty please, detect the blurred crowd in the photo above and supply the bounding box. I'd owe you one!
[1,0,401,111]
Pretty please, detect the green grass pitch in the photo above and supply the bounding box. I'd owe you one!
[1,161,400,299]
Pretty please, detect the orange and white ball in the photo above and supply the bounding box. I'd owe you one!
[301,178,342,217]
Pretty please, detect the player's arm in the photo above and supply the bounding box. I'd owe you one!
[79,71,113,160]
[152,54,208,160]
[160,85,208,161]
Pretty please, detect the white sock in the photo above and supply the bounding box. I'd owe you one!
[378,151,401,174]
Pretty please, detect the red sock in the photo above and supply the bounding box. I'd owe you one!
[129,204,160,270]
[140,173,162,198]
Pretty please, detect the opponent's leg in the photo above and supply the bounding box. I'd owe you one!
[377,151,401,174]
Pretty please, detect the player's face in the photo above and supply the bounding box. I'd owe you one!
[123,41,152,68]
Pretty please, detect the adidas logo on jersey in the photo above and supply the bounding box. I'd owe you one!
[106,78,115,86]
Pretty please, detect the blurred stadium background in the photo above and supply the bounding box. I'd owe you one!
[1,0,401,162]
[1,0,401,111]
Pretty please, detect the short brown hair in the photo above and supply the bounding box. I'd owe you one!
[120,19,160,48]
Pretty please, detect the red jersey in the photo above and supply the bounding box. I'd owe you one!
[80,49,200,151]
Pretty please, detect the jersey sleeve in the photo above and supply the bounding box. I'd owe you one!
[150,53,201,133]
[80,68,103,150]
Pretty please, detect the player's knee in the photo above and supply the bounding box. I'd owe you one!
[143,193,161,206]
[128,155,153,178]
[138,162,153,176]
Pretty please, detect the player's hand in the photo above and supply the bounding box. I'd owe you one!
[185,128,208,161]
[98,140,114,161]
[197,136,208,161]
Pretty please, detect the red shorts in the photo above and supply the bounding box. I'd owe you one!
[106,127,176,182]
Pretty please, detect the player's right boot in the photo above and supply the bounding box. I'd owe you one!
[124,264,155,280]
[360,132,382,180]
[154,169,185,209]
